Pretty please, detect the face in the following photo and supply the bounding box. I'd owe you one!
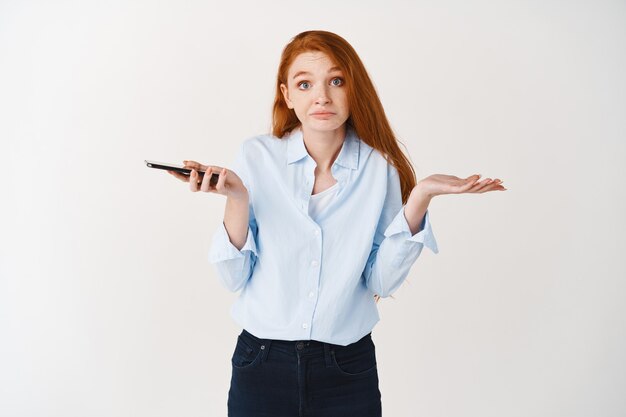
[280,51,350,133]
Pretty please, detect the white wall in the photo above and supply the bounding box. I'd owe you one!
[1,0,625,416]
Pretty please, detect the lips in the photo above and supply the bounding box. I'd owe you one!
[310,112,335,116]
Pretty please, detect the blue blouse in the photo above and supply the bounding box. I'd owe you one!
[208,126,439,346]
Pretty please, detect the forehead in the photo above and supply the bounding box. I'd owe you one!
[288,51,341,76]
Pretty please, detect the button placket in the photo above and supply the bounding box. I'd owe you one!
[301,169,322,339]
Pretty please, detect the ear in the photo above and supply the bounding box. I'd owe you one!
[280,83,293,109]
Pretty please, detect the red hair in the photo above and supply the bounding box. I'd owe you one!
[272,30,417,205]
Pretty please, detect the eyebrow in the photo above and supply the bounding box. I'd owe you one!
[292,66,342,79]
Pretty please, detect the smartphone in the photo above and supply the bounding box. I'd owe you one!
[145,160,220,186]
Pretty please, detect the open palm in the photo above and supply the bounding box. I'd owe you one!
[418,174,506,198]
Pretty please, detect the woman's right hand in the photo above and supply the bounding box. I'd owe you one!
[167,160,249,201]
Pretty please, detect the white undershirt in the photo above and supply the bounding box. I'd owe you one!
[308,182,339,221]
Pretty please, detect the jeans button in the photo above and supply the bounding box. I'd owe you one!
[296,342,304,350]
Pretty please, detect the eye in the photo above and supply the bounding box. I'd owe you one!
[297,81,311,90]
[330,77,344,87]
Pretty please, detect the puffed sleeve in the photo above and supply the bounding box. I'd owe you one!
[207,141,259,292]
[363,165,438,298]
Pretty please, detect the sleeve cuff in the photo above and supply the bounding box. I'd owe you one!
[208,221,258,263]
[383,207,439,254]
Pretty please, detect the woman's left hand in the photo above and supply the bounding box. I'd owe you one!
[416,174,507,198]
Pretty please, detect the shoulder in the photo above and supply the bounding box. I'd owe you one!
[232,133,278,166]
[231,133,284,190]
[358,140,398,178]
[234,132,287,174]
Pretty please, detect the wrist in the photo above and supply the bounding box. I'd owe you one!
[227,189,249,204]
[413,181,434,201]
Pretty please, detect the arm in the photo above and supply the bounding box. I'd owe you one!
[363,166,439,298]
[223,193,250,250]
[403,186,433,235]
[208,142,259,292]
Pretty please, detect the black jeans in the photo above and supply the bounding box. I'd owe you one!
[228,328,382,417]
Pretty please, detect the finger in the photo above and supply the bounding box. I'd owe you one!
[183,161,203,174]
[183,160,201,167]
[168,170,187,181]
[484,180,506,192]
[459,175,482,190]
[455,174,479,188]
[479,180,506,193]
[189,169,200,192]
[479,182,502,193]
[483,179,502,188]
[468,177,506,193]
[200,166,214,192]
[468,178,493,192]
[464,175,482,189]
[168,170,189,182]
[215,167,227,193]
[184,160,211,172]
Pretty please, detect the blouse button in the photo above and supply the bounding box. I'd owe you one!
[311,260,319,267]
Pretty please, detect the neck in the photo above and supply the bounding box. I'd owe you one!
[301,124,346,174]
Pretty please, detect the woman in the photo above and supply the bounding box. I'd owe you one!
[168,30,505,417]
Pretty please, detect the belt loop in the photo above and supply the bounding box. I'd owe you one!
[324,343,333,368]
[259,339,271,363]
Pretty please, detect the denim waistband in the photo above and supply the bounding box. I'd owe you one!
[240,328,372,357]
[239,328,374,369]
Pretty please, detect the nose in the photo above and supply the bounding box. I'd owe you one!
[316,95,330,105]
[314,84,331,105]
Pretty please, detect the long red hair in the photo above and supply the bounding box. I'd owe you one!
[272,30,417,205]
